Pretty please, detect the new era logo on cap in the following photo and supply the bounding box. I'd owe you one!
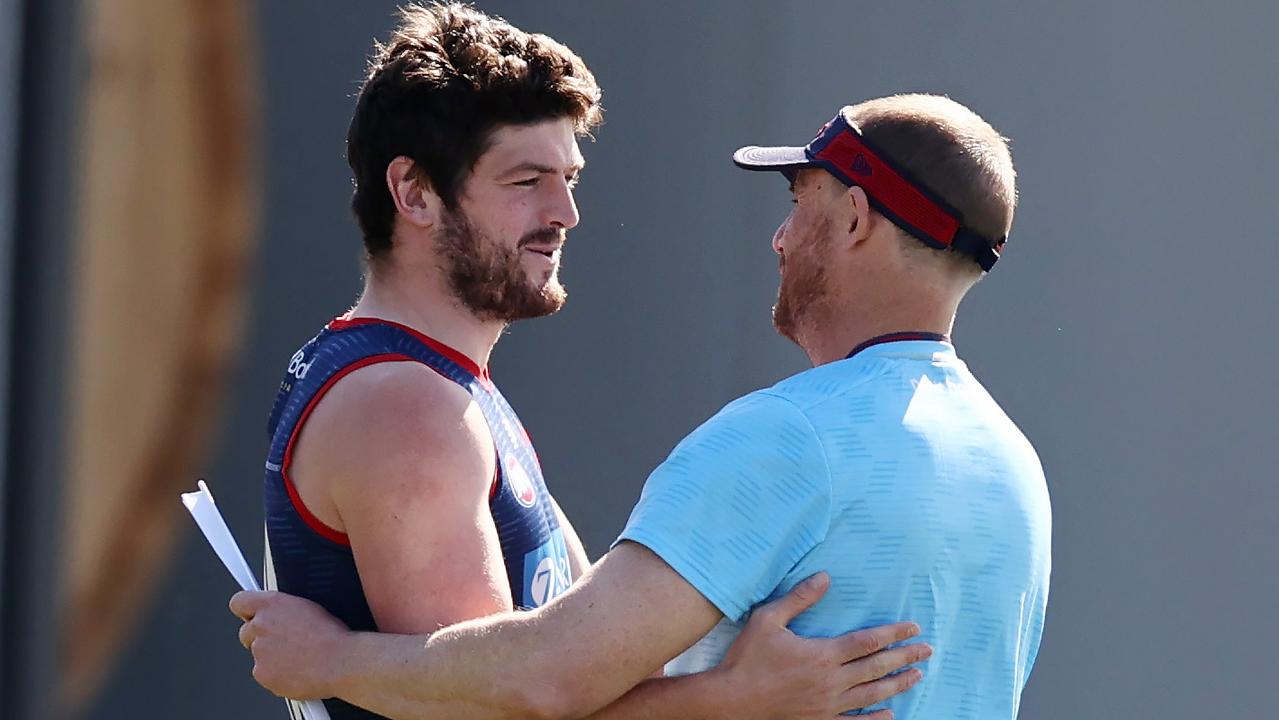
[851,152,873,176]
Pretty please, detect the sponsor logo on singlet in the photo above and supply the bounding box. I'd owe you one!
[286,348,313,380]
[504,454,538,508]
[522,529,572,607]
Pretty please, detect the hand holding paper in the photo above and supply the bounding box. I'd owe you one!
[181,479,332,720]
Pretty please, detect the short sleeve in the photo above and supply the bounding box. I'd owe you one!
[614,391,832,622]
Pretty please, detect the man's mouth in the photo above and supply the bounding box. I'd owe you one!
[523,244,562,259]
[522,245,562,266]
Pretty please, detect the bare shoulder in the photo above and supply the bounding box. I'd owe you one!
[290,360,496,524]
[321,360,478,445]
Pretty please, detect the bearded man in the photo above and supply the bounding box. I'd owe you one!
[236,86,1047,720]
[251,4,928,720]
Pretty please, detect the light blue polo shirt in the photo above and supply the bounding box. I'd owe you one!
[616,339,1051,719]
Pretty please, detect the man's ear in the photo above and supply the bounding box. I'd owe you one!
[385,156,441,230]
[843,185,874,247]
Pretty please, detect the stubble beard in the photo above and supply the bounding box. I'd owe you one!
[772,227,831,347]
[435,209,568,323]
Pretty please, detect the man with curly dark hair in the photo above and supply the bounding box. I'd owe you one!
[244,4,926,720]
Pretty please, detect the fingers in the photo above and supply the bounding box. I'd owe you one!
[238,619,256,650]
[232,592,277,651]
[833,621,921,663]
[841,641,930,687]
[752,573,830,627]
[839,667,924,713]
[229,590,274,620]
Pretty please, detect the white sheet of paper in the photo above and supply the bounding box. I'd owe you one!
[181,479,261,591]
[181,479,332,720]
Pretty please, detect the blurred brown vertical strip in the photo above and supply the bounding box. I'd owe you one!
[59,0,260,713]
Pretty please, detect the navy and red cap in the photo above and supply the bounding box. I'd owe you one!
[733,109,1005,272]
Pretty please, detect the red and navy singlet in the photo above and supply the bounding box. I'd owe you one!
[263,317,572,720]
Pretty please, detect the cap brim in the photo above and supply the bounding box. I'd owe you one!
[732,145,815,171]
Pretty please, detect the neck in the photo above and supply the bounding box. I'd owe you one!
[349,260,504,369]
[798,291,960,367]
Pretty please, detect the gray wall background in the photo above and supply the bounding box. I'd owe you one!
[82,1,1277,718]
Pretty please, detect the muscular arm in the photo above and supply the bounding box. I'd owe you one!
[291,361,512,632]
[290,364,739,719]
[239,381,935,719]
[578,674,739,720]
[543,505,752,719]
[235,554,926,720]
[329,541,722,719]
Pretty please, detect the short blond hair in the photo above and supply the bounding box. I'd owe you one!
[847,94,1016,270]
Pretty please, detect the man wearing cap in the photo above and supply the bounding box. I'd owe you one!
[230,93,1050,720]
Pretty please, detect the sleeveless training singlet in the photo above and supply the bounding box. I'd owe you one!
[263,317,572,720]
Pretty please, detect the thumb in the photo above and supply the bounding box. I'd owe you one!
[229,590,273,620]
[760,573,829,626]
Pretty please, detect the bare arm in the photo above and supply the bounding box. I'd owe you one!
[236,541,721,718]
[333,541,721,719]
[573,572,926,720]
[579,672,741,720]
[234,544,930,720]
[240,369,932,719]
[575,581,927,720]
[293,362,513,631]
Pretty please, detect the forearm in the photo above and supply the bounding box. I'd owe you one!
[296,544,720,720]
[332,618,562,720]
[579,671,746,720]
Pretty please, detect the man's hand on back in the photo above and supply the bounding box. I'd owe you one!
[715,573,929,719]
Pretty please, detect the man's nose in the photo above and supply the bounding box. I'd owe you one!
[544,178,580,230]
[772,214,791,255]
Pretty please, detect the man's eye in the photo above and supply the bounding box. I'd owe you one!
[512,178,539,187]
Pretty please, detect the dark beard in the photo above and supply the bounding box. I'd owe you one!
[435,210,567,322]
